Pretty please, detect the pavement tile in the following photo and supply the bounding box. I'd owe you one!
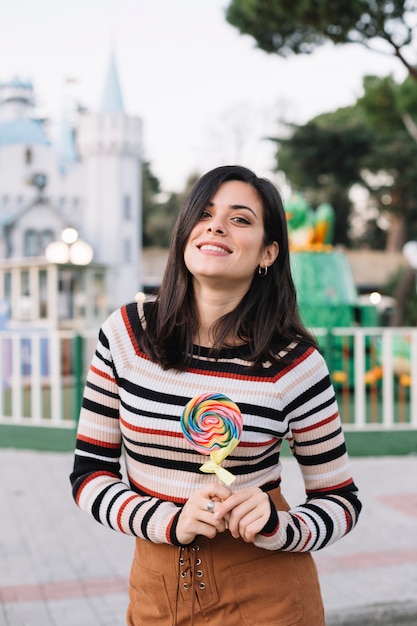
[1,448,416,625]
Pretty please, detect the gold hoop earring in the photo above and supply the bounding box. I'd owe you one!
[258,266,268,277]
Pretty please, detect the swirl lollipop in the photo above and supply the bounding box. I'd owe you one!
[180,392,243,485]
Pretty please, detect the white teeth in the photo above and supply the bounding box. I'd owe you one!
[200,244,229,253]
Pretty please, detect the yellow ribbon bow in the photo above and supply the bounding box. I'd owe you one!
[199,437,239,485]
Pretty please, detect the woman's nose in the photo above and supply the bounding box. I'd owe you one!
[206,219,225,235]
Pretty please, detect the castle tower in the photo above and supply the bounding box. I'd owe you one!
[0,77,34,123]
[0,78,48,156]
[77,52,142,311]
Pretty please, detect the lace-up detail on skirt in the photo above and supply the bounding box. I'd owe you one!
[176,544,206,625]
[126,488,325,625]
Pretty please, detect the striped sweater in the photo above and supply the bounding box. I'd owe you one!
[70,301,361,552]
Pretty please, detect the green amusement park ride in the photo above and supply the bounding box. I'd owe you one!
[285,193,381,388]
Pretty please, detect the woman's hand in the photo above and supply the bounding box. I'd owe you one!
[214,487,271,543]
[176,483,232,545]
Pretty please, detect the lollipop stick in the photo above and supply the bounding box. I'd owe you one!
[199,437,239,485]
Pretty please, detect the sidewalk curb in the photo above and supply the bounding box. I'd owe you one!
[326,601,417,625]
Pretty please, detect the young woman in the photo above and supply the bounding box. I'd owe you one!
[70,165,361,625]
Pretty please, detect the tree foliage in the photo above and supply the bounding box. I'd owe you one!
[275,107,373,246]
[226,0,417,78]
[142,161,162,247]
[357,75,417,249]
[142,164,199,248]
[273,74,417,250]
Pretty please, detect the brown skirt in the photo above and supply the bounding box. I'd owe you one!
[126,487,325,626]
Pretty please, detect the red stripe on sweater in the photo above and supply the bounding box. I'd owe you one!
[128,475,186,504]
[165,515,177,544]
[291,412,339,434]
[344,508,353,532]
[306,478,354,494]
[117,494,137,531]
[293,514,312,550]
[75,471,116,504]
[77,434,120,449]
[186,346,314,383]
[121,305,150,359]
[120,416,276,448]
[120,415,184,438]
[90,364,116,383]
[185,365,277,382]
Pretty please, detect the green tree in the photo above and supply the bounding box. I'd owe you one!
[357,75,417,250]
[142,168,200,248]
[144,192,181,248]
[386,265,417,325]
[275,107,373,246]
[274,75,417,250]
[142,161,161,247]
[226,0,417,78]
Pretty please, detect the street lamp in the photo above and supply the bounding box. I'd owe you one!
[45,228,93,265]
[44,228,94,325]
[402,241,417,271]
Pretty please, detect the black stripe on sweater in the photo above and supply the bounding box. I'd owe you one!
[86,379,119,400]
[128,498,153,535]
[301,502,334,548]
[295,443,346,467]
[141,500,164,540]
[294,425,342,447]
[91,482,116,523]
[124,445,280,476]
[119,377,190,407]
[82,397,119,419]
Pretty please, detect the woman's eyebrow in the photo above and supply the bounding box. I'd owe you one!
[207,200,258,218]
[230,204,258,218]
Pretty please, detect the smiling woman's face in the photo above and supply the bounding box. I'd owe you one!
[184,180,278,291]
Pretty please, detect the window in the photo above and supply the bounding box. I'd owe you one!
[124,238,131,263]
[123,195,131,220]
[23,229,55,256]
[40,229,55,250]
[4,271,11,302]
[24,229,38,257]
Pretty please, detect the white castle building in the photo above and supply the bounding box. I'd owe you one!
[0,54,142,329]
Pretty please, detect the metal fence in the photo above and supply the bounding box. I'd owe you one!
[0,327,416,431]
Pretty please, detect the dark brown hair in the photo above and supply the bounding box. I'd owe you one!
[140,165,316,369]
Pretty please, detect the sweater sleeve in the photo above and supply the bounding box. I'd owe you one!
[69,321,183,545]
[255,348,362,552]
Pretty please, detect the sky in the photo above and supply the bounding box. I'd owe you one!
[0,0,407,192]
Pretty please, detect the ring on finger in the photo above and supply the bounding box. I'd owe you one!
[206,499,215,513]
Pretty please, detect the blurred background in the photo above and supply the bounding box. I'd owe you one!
[0,0,416,446]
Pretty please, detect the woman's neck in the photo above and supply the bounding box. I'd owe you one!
[192,283,245,347]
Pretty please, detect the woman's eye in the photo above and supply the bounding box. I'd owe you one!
[232,216,250,224]
[199,211,211,220]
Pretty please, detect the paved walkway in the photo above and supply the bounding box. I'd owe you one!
[0,449,416,625]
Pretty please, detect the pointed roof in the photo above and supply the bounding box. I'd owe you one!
[100,52,125,113]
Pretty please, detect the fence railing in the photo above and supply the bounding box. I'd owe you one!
[315,327,417,430]
[0,329,97,429]
[0,327,416,431]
